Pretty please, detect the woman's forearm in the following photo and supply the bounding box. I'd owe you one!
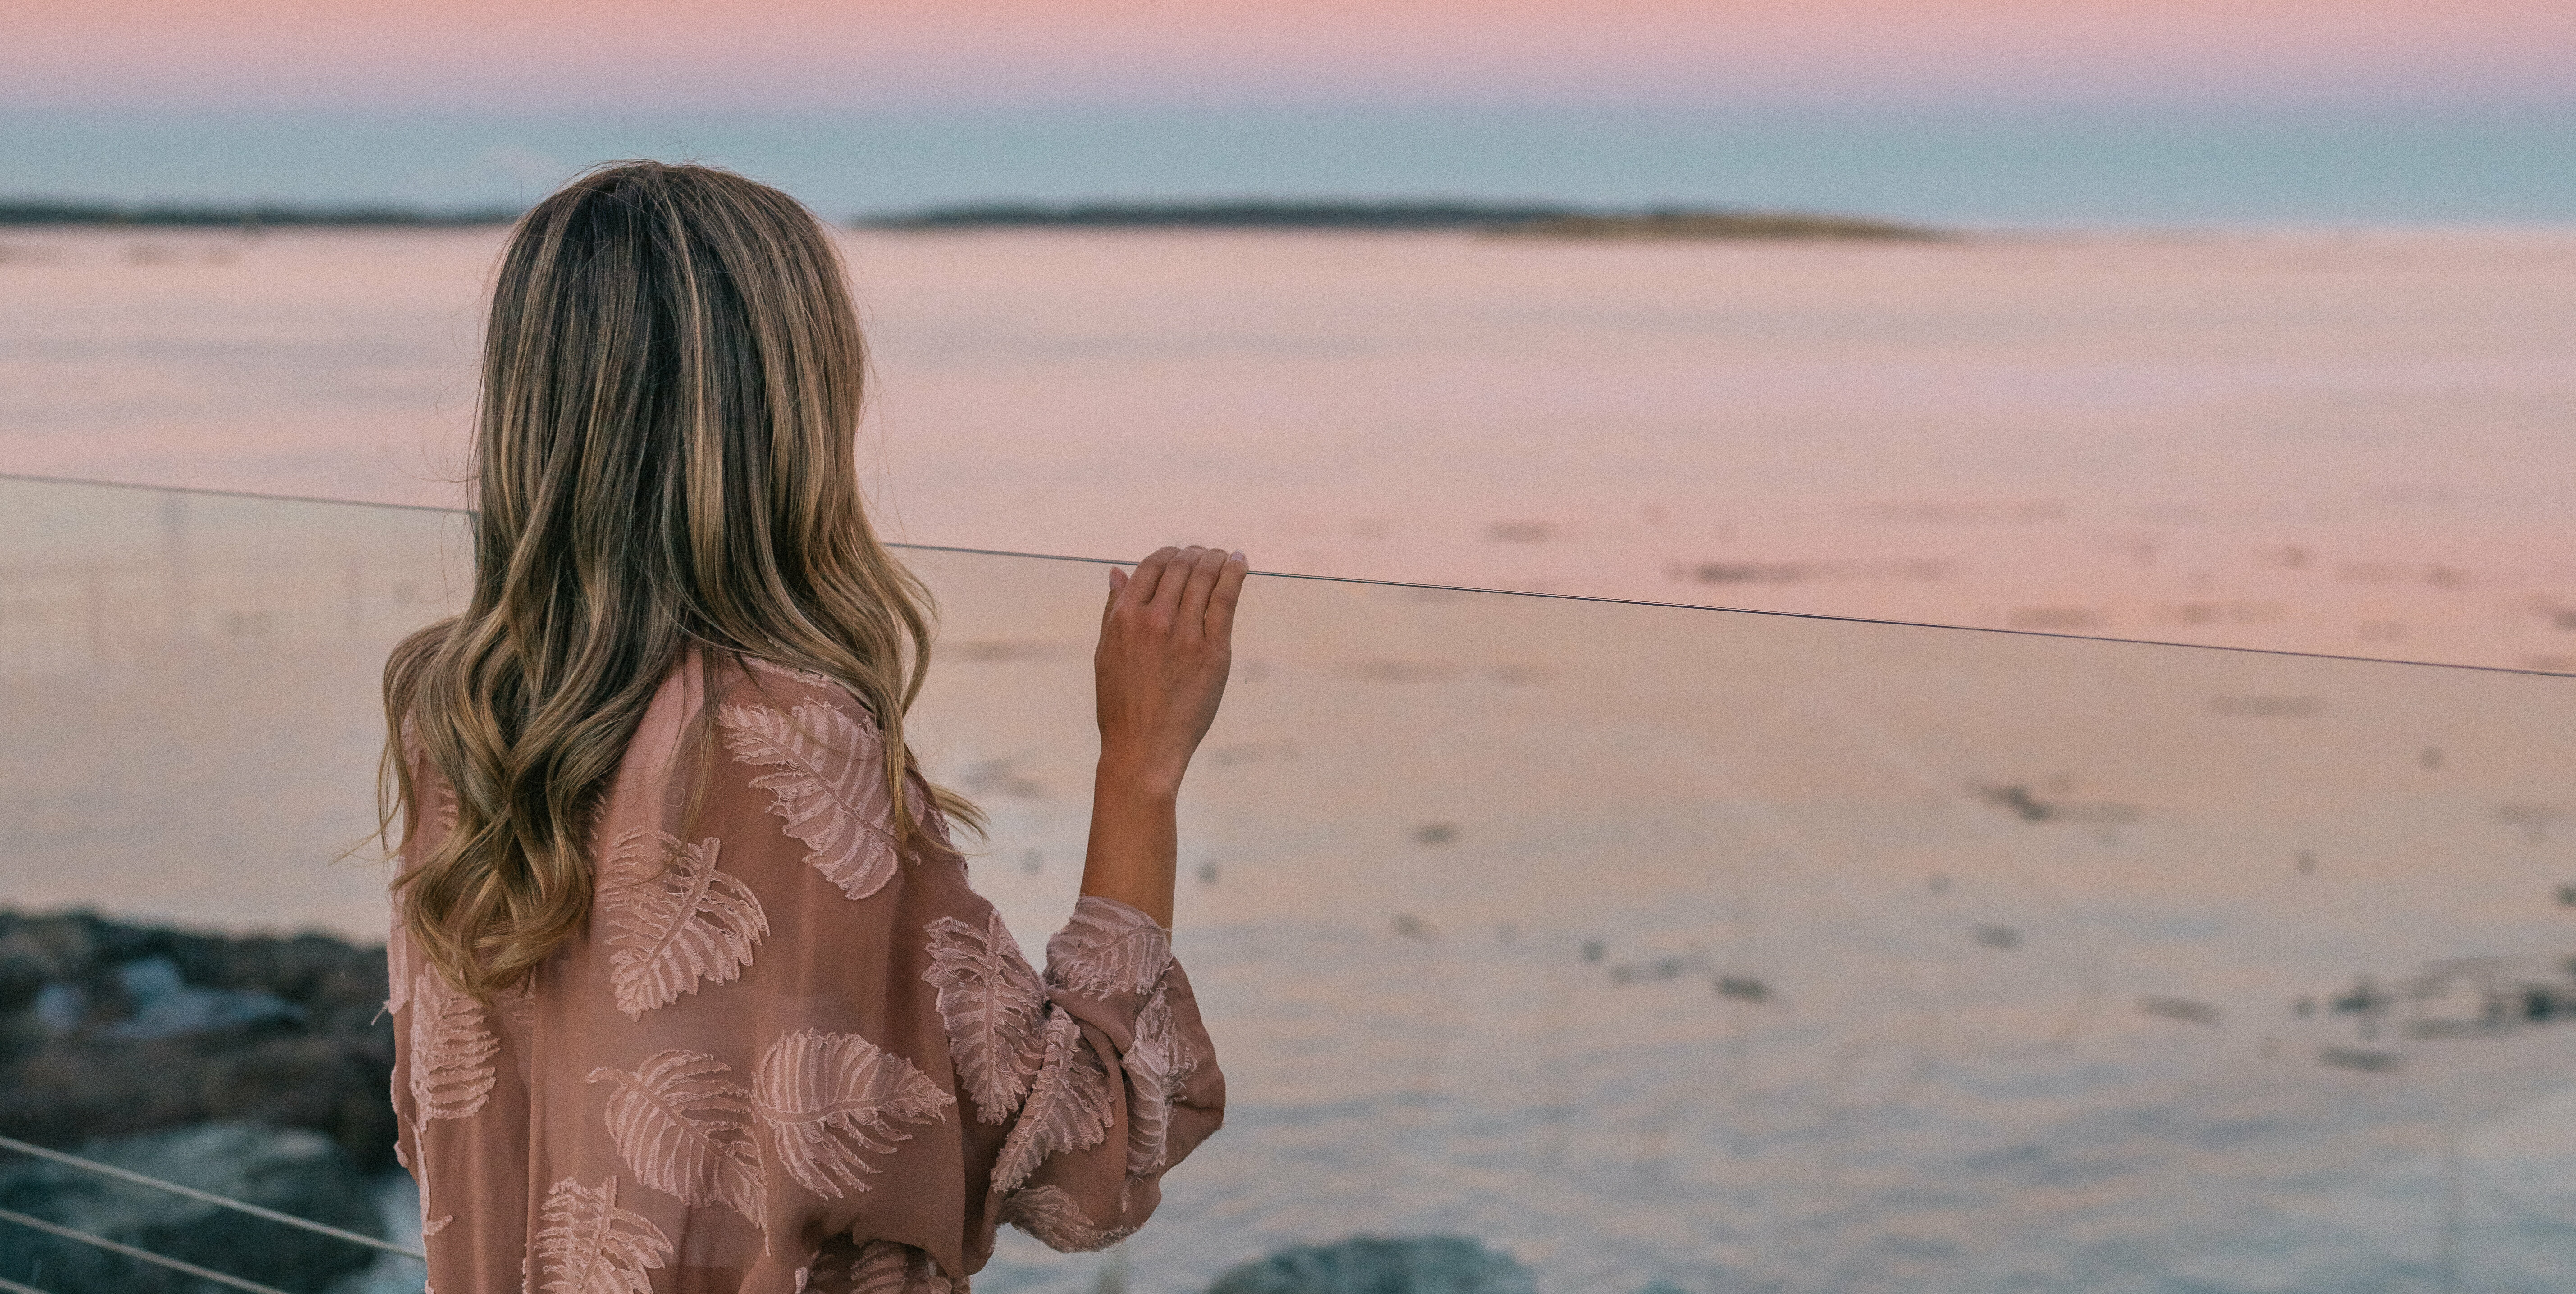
[1077,544,1247,932]
[1079,758,1179,927]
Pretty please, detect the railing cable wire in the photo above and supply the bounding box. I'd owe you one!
[0,1133,423,1261]
[0,1206,298,1294]
[0,1276,61,1294]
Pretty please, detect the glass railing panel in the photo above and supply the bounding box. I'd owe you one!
[0,476,470,935]
[902,547,2576,1294]
[5,475,2574,1293]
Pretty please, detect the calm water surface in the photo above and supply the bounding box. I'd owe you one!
[5,230,2576,1291]
[3,226,2572,669]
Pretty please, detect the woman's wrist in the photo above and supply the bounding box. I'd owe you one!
[1094,749,1185,803]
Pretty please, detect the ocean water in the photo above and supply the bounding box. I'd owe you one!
[5,223,2576,1290]
[1,225,2572,670]
[4,479,2575,1292]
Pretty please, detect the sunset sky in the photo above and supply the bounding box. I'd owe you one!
[8,1,2573,218]
[12,0,2575,109]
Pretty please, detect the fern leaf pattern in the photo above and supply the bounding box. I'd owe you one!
[402,719,462,841]
[599,829,769,1019]
[532,1176,671,1294]
[387,728,458,1021]
[753,1029,954,1198]
[384,916,416,1018]
[803,1238,958,1294]
[408,966,498,1120]
[1045,897,1172,998]
[586,1049,765,1223]
[746,657,844,693]
[1122,987,1198,1177]
[991,1011,1115,1194]
[922,912,1048,1124]
[719,701,903,900]
[1000,1184,1139,1253]
[496,980,541,1034]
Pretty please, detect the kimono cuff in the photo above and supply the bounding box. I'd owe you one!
[1043,895,1174,1026]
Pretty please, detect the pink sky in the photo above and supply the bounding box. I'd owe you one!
[10,0,2574,111]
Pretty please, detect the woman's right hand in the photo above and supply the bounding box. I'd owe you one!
[1092,545,1249,800]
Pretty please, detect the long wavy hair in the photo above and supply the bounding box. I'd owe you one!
[384,160,977,998]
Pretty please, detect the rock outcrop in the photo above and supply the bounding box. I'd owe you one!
[0,910,396,1172]
[0,1122,387,1293]
[1208,1236,1537,1294]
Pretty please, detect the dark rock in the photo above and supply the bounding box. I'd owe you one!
[104,958,302,1040]
[0,952,47,1015]
[0,1122,386,1294]
[0,911,396,1171]
[1208,1237,1536,1294]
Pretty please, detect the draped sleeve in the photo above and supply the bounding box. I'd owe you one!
[387,653,1224,1294]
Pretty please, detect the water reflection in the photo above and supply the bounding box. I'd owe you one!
[7,477,2576,1291]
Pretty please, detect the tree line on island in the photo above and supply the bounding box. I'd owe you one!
[2,197,1949,241]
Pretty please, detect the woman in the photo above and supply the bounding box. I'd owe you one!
[382,161,1243,1294]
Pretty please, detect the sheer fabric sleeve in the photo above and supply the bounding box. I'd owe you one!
[399,655,1222,1294]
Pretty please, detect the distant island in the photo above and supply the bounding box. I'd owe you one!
[859,200,1950,241]
[4,197,1951,241]
[1492,210,1946,241]
[0,200,521,228]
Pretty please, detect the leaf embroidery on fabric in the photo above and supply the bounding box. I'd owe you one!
[599,828,769,1019]
[384,916,417,1018]
[991,1011,1115,1194]
[1122,988,1197,1177]
[388,727,460,1021]
[719,701,903,901]
[804,1238,959,1294]
[1045,897,1171,998]
[496,980,541,1034]
[746,657,844,693]
[1000,1184,1138,1253]
[402,720,463,842]
[586,1049,765,1224]
[922,912,1047,1124]
[752,1028,953,1199]
[408,966,498,1121]
[532,1176,671,1294]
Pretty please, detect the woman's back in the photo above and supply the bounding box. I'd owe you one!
[383,161,1246,1293]
[392,653,1220,1292]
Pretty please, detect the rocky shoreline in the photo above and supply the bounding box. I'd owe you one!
[0,909,401,1289]
[0,909,395,1170]
[0,912,1619,1294]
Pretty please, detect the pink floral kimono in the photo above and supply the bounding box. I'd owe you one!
[387,655,1223,1294]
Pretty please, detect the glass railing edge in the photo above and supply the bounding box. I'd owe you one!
[10,470,2569,680]
[0,469,469,517]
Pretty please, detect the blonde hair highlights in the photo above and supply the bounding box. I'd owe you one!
[384,161,976,998]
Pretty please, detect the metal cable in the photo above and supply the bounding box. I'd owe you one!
[0,1206,297,1294]
[0,1276,60,1294]
[0,1133,422,1260]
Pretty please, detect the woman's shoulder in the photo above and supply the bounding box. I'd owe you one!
[695,652,890,786]
[691,651,971,879]
[697,653,882,741]
[712,652,866,706]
